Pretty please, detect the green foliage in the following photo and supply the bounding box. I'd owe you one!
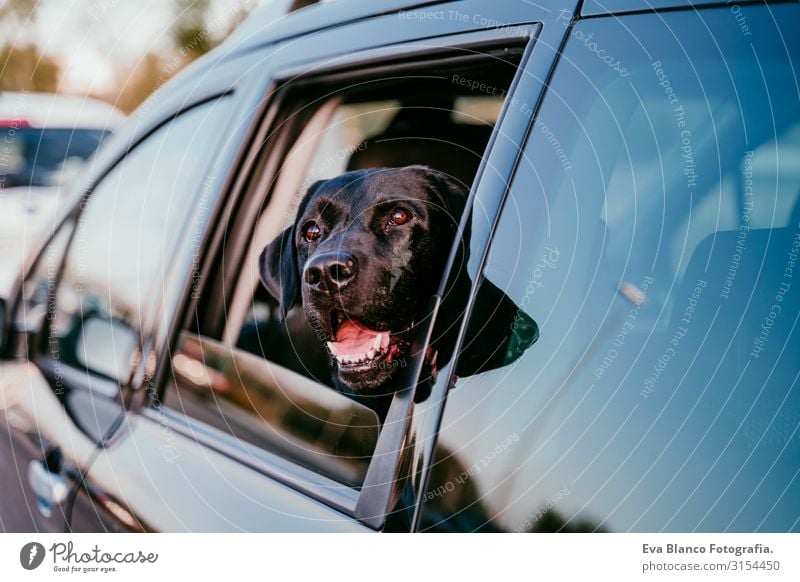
[171,0,215,59]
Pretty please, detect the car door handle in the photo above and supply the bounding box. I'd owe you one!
[27,448,70,518]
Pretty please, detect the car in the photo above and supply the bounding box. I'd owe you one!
[0,0,798,533]
[0,93,125,291]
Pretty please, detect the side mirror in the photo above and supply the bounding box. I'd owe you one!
[74,315,138,383]
[0,295,47,361]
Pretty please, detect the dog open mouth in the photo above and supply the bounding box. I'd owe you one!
[325,312,401,370]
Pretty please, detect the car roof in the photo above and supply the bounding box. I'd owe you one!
[224,0,574,55]
[223,0,772,57]
[581,0,768,16]
[0,92,126,131]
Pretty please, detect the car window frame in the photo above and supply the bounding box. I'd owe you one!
[152,24,544,530]
[407,17,580,529]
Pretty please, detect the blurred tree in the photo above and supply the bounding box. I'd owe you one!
[0,0,57,91]
[111,0,259,114]
[113,53,168,114]
[170,0,259,61]
[0,0,39,24]
[0,43,61,92]
[219,1,258,38]
[525,509,607,533]
[171,0,215,61]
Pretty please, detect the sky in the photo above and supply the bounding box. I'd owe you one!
[1,0,272,94]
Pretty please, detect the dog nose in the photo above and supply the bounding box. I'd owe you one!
[304,252,357,291]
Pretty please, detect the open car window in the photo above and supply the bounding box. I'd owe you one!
[163,35,531,503]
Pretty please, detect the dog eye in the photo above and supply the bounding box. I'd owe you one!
[389,207,411,226]
[303,221,321,242]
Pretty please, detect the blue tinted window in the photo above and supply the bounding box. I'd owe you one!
[0,128,109,188]
[424,5,800,532]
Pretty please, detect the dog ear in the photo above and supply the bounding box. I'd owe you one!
[416,166,469,224]
[259,180,324,318]
[259,227,298,319]
[454,278,539,377]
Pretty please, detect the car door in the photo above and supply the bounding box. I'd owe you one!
[0,226,78,532]
[62,1,573,532]
[420,2,800,532]
[0,85,250,533]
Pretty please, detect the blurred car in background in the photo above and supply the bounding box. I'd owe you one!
[0,92,125,290]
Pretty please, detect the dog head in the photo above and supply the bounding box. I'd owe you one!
[259,166,466,393]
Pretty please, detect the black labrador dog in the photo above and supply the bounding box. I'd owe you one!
[259,166,537,396]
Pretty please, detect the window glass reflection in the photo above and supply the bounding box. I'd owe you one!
[424,5,800,532]
[52,99,232,382]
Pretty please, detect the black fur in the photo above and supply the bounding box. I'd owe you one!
[259,166,537,396]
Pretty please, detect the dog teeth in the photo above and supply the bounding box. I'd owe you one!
[373,334,382,350]
[335,346,389,366]
[327,342,338,356]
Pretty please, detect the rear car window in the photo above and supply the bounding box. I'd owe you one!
[0,127,109,188]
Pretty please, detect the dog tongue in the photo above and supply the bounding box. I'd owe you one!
[331,321,388,355]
